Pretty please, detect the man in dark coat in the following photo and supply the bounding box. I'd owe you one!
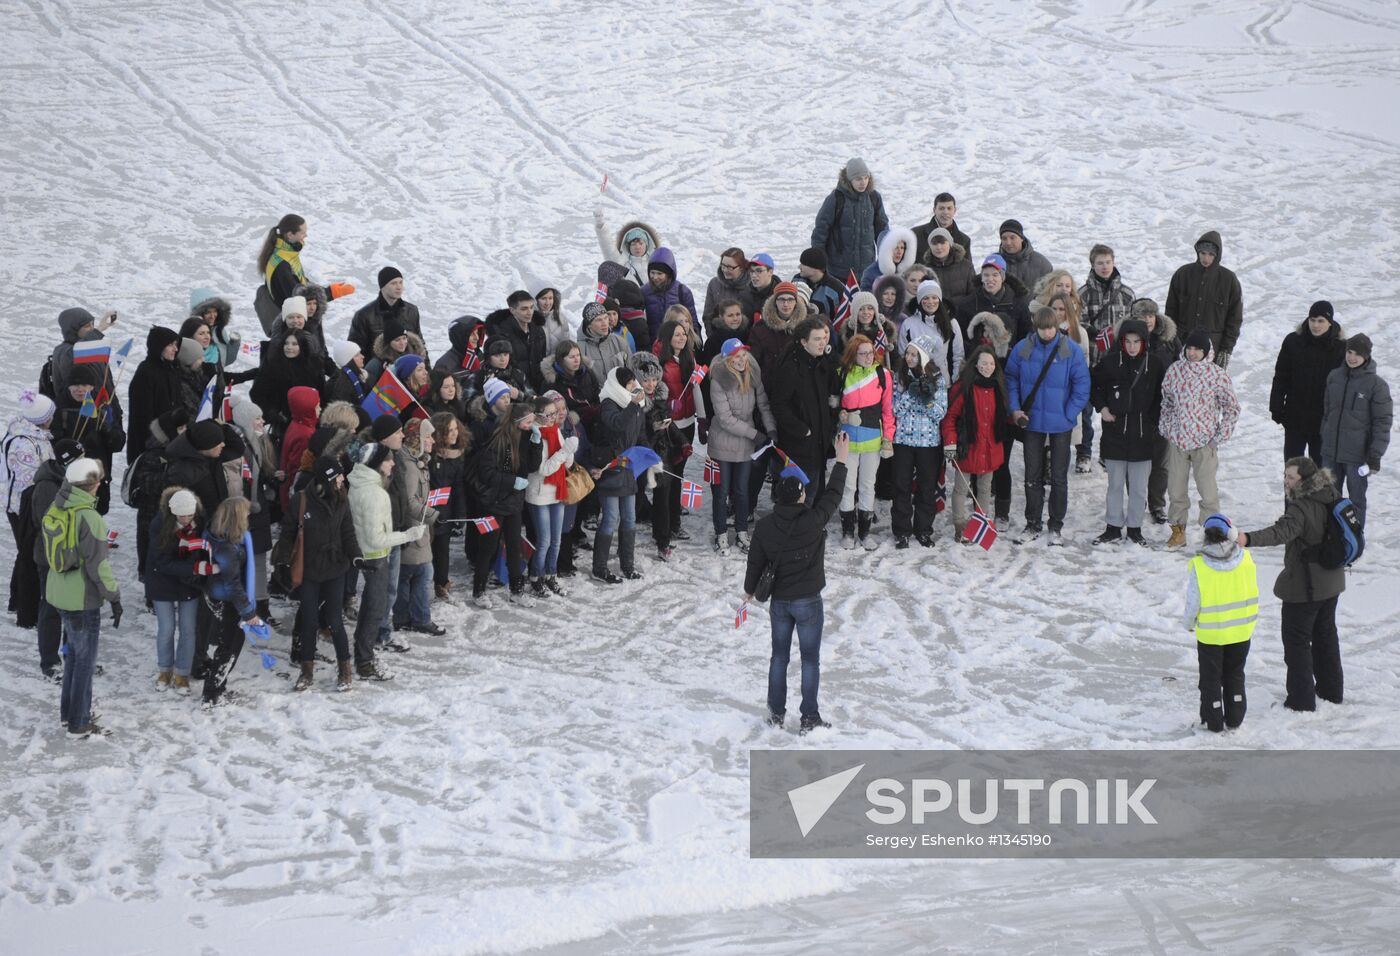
[743,432,849,733]
[348,267,423,359]
[810,158,889,282]
[50,363,124,515]
[161,419,230,518]
[125,326,184,459]
[487,291,548,393]
[1269,301,1346,465]
[767,318,836,502]
[953,255,1032,349]
[1165,230,1243,370]
[996,219,1054,292]
[911,192,973,263]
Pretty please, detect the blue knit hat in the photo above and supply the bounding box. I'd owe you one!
[393,354,424,381]
[1203,513,1233,537]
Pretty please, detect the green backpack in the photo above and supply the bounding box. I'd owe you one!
[41,502,86,572]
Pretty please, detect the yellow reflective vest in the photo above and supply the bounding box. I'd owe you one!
[1190,549,1258,646]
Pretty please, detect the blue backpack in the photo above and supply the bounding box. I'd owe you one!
[1311,498,1364,570]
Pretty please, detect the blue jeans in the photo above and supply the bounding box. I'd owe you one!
[392,561,433,629]
[711,459,752,536]
[153,598,198,676]
[1323,459,1369,527]
[379,545,402,642]
[768,595,825,718]
[598,494,636,535]
[529,502,565,576]
[59,607,101,731]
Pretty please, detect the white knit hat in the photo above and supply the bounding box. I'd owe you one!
[65,458,102,484]
[168,488,198,516]
[282,295,308,319]
[17,388,55,424]
[916,279,943,303]
[331,340,361,367]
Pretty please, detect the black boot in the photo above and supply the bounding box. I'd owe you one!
[619,529,642,579]
[857,510,877,551]
[591,532,618,583]
[1092,525,1123,546]
[257,599,280,629]
[840,510,856,550]
[557,534,576,577]
[1125,527,1148,546]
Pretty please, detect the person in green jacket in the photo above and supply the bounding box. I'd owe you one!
[42,458,121,737]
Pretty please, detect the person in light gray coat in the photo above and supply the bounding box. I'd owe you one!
[1320,334,1391,527]
[811,158,889,282]
[575,302,632,378]
[706,339,778,555]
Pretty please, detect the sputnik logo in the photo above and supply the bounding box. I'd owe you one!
[787,764,864,837]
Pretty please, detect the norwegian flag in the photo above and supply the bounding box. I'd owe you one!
[734,601,749,629]
[680,480,704,509]
[1095,325,1114,355]
[461,339,484,373]
[222,384,235,422]
[426,486,451,508]
[872,325,892,364]
[241,460,253,482]
[689,364,708,388]
[703,456,720,484]
[179,535,210,553]
[469,516,500,533]
[106,529,119,546]
[962,507,998,551]
[593,281,609,303]
[831,269,859,333]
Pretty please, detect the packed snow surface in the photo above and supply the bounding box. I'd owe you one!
[2,0,1399,952]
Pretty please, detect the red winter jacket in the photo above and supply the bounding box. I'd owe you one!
[942,380,1005,476]
[659,355,698,422]
[279,386,321,507]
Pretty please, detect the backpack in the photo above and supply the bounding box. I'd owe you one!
[41,502,86,572]
[38,358,56,401]
[1310,498,1364,570]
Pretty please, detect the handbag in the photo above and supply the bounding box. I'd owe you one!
[1009,332,1061,441]
[564,464,595,505]
[752,563,775,603]
[288,491,306,588]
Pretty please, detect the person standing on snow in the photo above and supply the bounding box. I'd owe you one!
[996,219,1054,293]
[1165,230,1242,370]
[594,210,662,290]
[1183,513,1257,732]
[744,431,849,735]
[1269,301,1346,466]
[811,158,889,283]
[1160,330,1241,550]
[1319,333,1391,528]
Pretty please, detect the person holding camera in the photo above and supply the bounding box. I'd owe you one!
[743,431,849,734]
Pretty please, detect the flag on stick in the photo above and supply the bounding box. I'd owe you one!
[680,480,704,509]
[426,487,451,508]
[703,456,720,484]
[962,507,998,550]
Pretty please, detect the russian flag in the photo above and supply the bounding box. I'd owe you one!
[72,340,111,365]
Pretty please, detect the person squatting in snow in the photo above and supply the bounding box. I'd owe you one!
[3,188,1386,736]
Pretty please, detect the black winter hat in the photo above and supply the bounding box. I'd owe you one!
[382,315,408,345]
[157,408,190,435]
[69,363,107,387]
[774,475,806,505]
[597,260,629,288]
[371,414,403,442]
[51,438,84,466]
[1185,329,1213,353]
[312,455,344,490]
[218,424,246,463]
[186,419,225,451]
[998,219,1025,240]
[609,278,644,310]
[488,338,514,356]
[359,442,392,471]
[1347,334,1372,360]
[799,247,828,271]
[378,266,403,290]
[1308,300,1335,322]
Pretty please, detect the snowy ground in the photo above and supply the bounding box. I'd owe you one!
[3,0,1400,953]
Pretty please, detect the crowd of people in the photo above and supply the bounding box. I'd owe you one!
[2,160,1392,736]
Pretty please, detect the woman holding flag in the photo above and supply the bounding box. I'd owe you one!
[653,320,701,546]
[590,367,646,584]
[524,395,577,597]
[834,334,894,549]
[706,338,777,555]
[145,487,206,694]
[468,404,542,608]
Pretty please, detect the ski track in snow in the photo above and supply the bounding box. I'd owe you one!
[2,0,1399,953]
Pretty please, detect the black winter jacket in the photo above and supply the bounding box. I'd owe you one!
[767,343,835,466]
[744,462,847,601]
[1270,322,1346,435]
[125,326,184,459]
[470,434,542,517]
[162,433,228,518]
[1091,328,1165,462]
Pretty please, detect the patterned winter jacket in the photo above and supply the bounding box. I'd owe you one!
[1078,269,1137,341]
[3,417,51,514]
[1159,344,1240,451]
[892,371,948,448]
[837,365,895,454]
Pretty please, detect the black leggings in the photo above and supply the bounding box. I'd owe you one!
[473,512,524,594]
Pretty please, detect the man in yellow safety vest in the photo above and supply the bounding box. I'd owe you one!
[1183,512,1258,732]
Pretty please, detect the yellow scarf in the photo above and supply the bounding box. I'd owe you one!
[264,238,306,287]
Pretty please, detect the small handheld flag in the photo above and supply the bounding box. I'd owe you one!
[934,469,947,515]
[106,529,119,546]
[79,396,98,419]
[107,337,135,380]
[600,173,609,194]
[469,516,500,533]
[241,460,253,481]
[360,369,415,420]
[178,535,210,553]
[680,480,704,509]
[734,601,749,629]
[72,340,111,365]
[749,442,774,462]
[689,364,708,388]
[426,486,451,508]
[962,507,998,551]
[196,377,218,421]
[703,456,720,484]
[604,445,662,477]
[1095,326,1114,355]
[832,269,860,332]
[593,281,609,304]
[240,341,262,356]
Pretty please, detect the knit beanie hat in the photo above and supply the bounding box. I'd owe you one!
[370,414,403,442]
[359,442,391,471]
[844,157,870,180]
[231,400,262,434]
[928,227,954,245]
[186,419,225,451]
[312,455,344,490]
[18,388,55,424]
[998,219,1026,239]
[65,458,102,484]
[393,354,424,382]
[281,295,308,319]
[168,489,198,517]
[1347,333,1372,360]
[331,341,361,367]
[51,438,84,466]
[1308,300,1335,322]
[597,260,628,288]
[487,338,514,356]
[799,247,828,271]
[916,279,944,303]
[849,290,878,319]
[773,281,800,300]
[217,424,245,462]
[483,377,512,408]
[378,266,403,290]
[609,279,644,310]
[178,338,205,367]
[1185,329,1213,353]
[382,315,408,345]
[1203,513,1236,541]
[582,302,607,326]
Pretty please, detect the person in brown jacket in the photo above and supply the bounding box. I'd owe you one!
[1238,457,1345,712]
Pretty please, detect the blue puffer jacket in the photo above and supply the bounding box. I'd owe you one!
[1006,332,1091,434]
[641,247,698,345]
[203,531,256,619]
[892,373,948,448]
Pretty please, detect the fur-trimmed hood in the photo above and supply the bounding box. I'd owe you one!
[292,282,329,322]
[613,220,661,257]
[874,227,918,277]
[872,274,907,318]
[1114,310,1179,346]
[967,312,1011,358]
[540,350,594,387]
[1287,461,1338,503]
[372,329,429,364]
[760,292,804,336]
[189,291,232,330]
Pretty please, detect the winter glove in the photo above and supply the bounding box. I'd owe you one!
[529,425,541,444]
[697,420,709,444]
[879,439,894,460]
[1214,349,1231,370]
[407,524,426,541]
[327,282,356,300]
[513,476,529,490]
[1367,457,1381,474]
[110,600,123,629]
[944,444,959,463]
[593,206,605,227]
